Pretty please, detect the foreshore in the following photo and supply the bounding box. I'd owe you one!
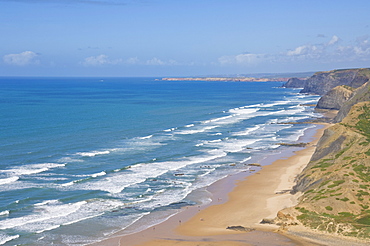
[92,123,336,246]
[93,124,329,246]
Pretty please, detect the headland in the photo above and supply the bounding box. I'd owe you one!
[161,77,289,82]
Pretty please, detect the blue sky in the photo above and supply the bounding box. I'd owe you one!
[1,0,370,77]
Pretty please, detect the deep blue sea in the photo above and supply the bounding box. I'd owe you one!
[0,77,321,245]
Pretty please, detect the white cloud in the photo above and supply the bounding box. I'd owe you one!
[286,44,322,60]
[81,55,182,67]
[125,57,140,65]
[146,57,165,66]
[287,45,310,56]
[123,57,181,66]
[218,53,265,65]
[167,59,180,65]
[328,35,339,45]
[3,51,40,66]
[353,35,370,56]
[145,57,181,66]
[81,54,122,66]
[218,35,370,67]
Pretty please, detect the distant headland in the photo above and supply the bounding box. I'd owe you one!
[161,77,290,82]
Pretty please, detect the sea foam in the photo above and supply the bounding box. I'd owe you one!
[0,163,65,176]
[0,233,19,245]
[0,176,19,185]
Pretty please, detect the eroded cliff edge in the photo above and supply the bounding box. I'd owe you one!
[276,69,370,241]
[298,68,370,95]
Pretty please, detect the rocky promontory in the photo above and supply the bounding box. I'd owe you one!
[282,77,307,88]
[161,77,289,82]
[316,85,354,110]
[299,68,370,95]
[335,82,370,122]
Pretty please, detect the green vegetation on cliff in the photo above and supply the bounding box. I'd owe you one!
[277,102,370,240]
[273,68,370,242]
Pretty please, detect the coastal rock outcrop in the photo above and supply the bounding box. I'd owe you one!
[282,77,307,88]
[334,82,370,122]
[316,85,354,110]
[300,68,370,95]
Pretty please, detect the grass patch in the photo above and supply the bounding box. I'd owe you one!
[365,149,370,156]
[357,215,370,226]
[313,161,332,169]
[319,180,330,188]
[330,193,343,197]
[357,190,370,196]
[328,180,345,188]
[355,104,370,139]
[353,165,370,182]
[335,147,350,158]
[296,206,370,238]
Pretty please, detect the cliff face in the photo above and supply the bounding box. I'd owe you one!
[276,102,370,239]
[300,68,370,95]
[316,85,354,110]
[282,77,307,88]
[274,69,370,240]
[335,82,370,122]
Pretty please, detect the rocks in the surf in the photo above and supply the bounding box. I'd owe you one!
[226,225,255,232]
[260,218,275,224]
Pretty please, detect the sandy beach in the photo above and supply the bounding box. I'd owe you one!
[92,124,334,246]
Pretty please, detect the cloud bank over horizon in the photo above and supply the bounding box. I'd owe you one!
[218,35,370,68]
[80,55,183,67]
[4,34,370,76]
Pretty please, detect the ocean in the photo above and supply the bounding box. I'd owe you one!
[0,77,320,245]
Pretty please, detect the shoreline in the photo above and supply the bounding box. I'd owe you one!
[93,123,329,246]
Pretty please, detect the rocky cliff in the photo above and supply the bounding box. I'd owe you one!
[316,85,354,110]
[300,68,370,95]
[274,68,370,241]
[282,77,307,88]
[335,82,370,122]
[276,102,370,239]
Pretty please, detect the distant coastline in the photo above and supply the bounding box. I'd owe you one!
[161,77,290,82]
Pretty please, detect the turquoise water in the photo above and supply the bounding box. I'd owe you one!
[0,77,320,245]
